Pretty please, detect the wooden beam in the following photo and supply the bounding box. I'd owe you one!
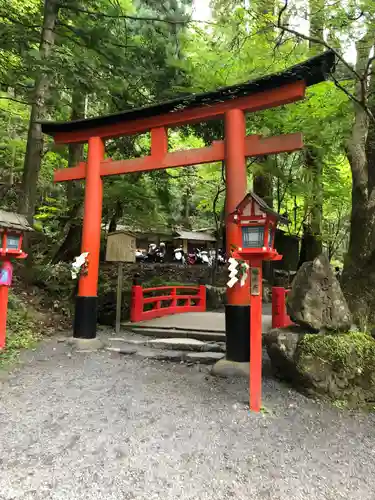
[52,82,306,144]
[54,133,303,182]
[151,127,168,159]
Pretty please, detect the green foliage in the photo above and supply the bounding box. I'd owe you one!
[0,292,41,368]
[0,0,363,269]
[297,332,375,375]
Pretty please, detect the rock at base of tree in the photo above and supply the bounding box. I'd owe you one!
[264,326,308,383]
[265,328,375,405]
[287,254,352,332]
[205,285,226,310]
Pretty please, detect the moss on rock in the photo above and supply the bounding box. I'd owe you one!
[295,332,375,404]
[265,328,375,405]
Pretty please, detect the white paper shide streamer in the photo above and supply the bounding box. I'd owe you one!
[71,252,89,279]
[227,257,249,288]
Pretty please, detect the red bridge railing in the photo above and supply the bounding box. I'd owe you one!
[271,286,294,328]
[130,281,206,322]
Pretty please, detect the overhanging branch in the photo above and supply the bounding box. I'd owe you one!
[275,0,362,82]
[60,5,215,26]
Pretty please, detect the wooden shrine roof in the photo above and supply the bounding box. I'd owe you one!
[41,51,335,138]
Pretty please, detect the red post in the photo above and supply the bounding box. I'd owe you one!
[225,108,249,305]
[130,284,144,323]
[199,284,206,311]
[170,287,177,308]
[250,260,263,412]
[0,285,9,349]
[224,108,250,363]
[272,287,293,328]
[74,136,104,338]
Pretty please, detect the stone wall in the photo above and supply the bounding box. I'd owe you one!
[97,263,228,326]
[99,262,229,288]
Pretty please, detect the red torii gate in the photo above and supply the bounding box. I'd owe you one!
[41,51,334,358]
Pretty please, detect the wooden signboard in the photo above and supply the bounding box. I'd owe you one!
[105,230,136,334]
[106,231,136,263]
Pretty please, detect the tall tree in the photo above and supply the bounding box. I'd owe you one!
[20,0,60,218]
[276,0,375,320]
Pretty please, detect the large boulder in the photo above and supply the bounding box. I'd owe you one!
[287,254,351,332]
[264,326,307,383]
[265,329,375,404]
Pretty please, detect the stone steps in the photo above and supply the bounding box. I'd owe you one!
[125,325,225,342]
[105,334,225,364]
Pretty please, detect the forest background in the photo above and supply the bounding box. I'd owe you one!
[1,0,375,336]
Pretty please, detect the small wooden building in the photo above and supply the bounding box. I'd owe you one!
[173,230,216,253]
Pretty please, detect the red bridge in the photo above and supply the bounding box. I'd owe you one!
[130,282,206,323]
[130,280,292,329]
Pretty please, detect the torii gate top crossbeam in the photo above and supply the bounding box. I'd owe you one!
[41,51,334,144]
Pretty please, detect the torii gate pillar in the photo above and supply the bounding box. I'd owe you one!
[224,109,250,362]
[74,137,104,338]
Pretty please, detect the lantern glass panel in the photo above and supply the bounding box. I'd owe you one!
[6,234,20,249]
[242,226,264,248]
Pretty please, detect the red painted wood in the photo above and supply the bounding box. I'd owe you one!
[130,285,144,323]
[78,137,104,298]
[225,108,250,306]
[272,287,294,328]
[250,261,263,412]
[151,127,168,159]
[143,286,200,292]
[130,285,206,322]
[54,133,303,182]
[0,285,9,349]
[52,82,306,144]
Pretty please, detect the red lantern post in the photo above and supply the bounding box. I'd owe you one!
[0,210,33,349]
[228,193,288,412]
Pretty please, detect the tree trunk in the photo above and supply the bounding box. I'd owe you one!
[342,35,374,325]
[251,0,276,206]
[19,0,59,218]
[52,90,86,263]
[297,0,324,266]
[67,90,85,206]
[299,148,323,264]
[253,168,273,207]
[344,34,372,271]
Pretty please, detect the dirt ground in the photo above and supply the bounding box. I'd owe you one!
[0,338,374,500]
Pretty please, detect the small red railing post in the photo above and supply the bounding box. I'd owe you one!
[199,284,206,312]
[170,287,177,308]
[130,275,144,323]
[272,286,293,328]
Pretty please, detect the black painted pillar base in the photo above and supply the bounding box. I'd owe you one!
[73,296,98,339]
[225,304,250,362]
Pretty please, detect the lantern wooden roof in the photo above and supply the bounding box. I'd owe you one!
[233,192,290,225]
[0,210,33,232]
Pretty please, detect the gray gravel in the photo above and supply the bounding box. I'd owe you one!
[0,339,375,500]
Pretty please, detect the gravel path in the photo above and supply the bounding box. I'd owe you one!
[0,338,374,500]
